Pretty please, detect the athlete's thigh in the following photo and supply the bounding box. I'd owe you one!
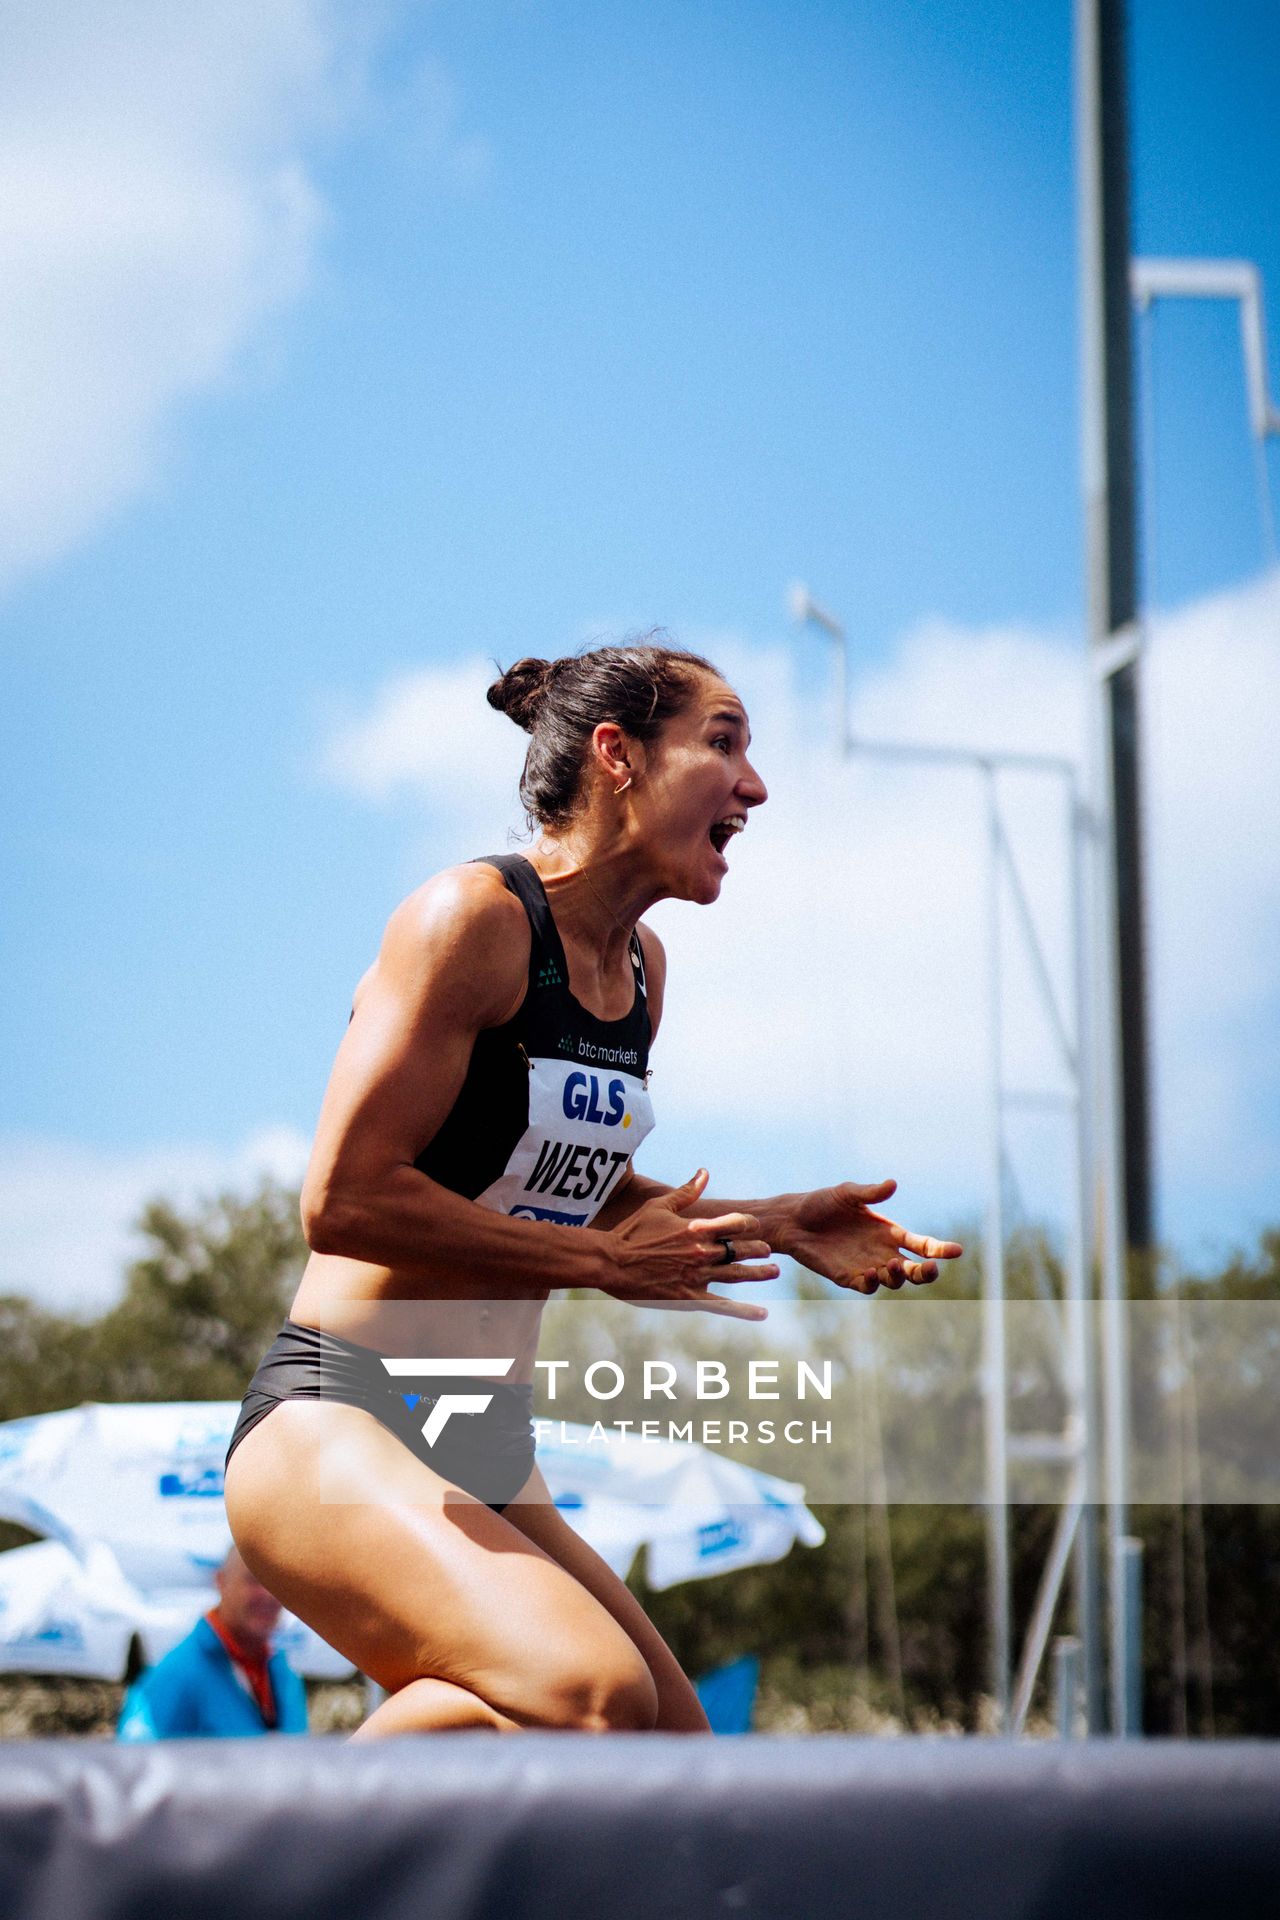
[505,1467,710,1732]
[224,1401,653,1717]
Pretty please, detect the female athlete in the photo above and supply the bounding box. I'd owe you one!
[224,642,962,1735]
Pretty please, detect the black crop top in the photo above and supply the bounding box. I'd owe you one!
[413,854,655,1226]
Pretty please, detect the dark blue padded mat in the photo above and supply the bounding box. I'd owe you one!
[1,1735,1277,1920]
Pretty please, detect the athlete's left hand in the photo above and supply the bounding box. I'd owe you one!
[778,1180,963,1295]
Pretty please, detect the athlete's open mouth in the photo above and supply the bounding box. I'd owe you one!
[708,814,746,855]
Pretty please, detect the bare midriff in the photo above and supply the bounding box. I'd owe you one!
[289,1252,548,1381]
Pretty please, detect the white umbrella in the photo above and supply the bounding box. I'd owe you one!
[535,1422,825,1587]
[0,1538,140,1679]
[0,1402,824,1675]
[0,1402,233,1589]
[0,1403,351,1679]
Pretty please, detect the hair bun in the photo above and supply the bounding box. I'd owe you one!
[487,656,556,732]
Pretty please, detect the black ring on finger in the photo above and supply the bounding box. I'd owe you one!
[718,1237,736,1266]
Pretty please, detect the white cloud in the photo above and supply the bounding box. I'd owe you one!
[0,2,372,593]
[321,653,534,861]
[1143,570,1280,1238]
[317,578,1280,1256]
[0,1125,312,1315]
[324,654,527,804]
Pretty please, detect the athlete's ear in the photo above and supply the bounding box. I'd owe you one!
[591,722,637,789]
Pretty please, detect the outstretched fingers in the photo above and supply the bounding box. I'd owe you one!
[631,1290,770,1322]
[836,1178,897,1208]
[696,1293,771,1322]
[843,1251,945,1294]
[904,1259,938,1286]
[692,1236,774,1266]
[844,1272,881,1296]
[875,1222,964,1286]
[888,1223,964,1262]
[687,1212,776,1279]
[712,1259,781,1284]
[693,1210,763,1242]
[688,1221,779,1306]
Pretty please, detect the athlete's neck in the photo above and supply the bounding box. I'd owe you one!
[526,834,657,963]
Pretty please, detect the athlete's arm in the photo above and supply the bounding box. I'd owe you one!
[303,865,601,1295]
[301,871,775,1307]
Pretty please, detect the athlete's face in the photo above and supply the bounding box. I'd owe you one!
[639,675,767,903]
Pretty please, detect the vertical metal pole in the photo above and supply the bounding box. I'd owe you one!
[1076,0,1144,1730]
[1067,779,1105,1731]
[1054,1636,1082,1738]
[1089,641,1135,1732]
[1120,1536,1144,1732]
[834,626,850,754]
[982,766,1011,1731]
[1076,0,1152,1253]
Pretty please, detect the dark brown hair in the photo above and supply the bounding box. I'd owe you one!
[487,639,718,827]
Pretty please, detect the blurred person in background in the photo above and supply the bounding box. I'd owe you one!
[117,1545,307,1739]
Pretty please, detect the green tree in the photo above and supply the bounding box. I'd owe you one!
[0,1181,306,1423]
[0,1297,102,1423]
[92,1181,307,1402]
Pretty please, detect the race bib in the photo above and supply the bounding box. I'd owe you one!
[474,1057,655,1227]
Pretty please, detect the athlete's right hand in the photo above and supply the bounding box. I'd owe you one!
[602,1169,777,1321]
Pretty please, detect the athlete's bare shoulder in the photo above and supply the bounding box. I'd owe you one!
[636,919,667,1039]
[367,862,531,1032]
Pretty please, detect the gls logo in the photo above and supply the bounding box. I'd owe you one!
[381,1356,515,1446]
[562,1071,627,1126]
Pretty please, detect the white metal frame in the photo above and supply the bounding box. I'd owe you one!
[792,251,1279,1732]
[790,588,1103,1731]
[1131,258,1280,443]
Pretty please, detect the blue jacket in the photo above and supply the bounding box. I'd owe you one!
[117,1617,308,1740]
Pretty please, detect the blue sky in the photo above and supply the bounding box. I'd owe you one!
[2,0,1278,1307]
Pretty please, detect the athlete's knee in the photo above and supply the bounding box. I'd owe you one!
[598,1660,660,1731]
[355,1675,513,1737]
[542,1649,659,1732]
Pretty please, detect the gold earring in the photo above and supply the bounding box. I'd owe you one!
[614,775,632,795]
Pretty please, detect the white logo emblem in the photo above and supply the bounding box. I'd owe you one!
[380,1357,516,1446]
